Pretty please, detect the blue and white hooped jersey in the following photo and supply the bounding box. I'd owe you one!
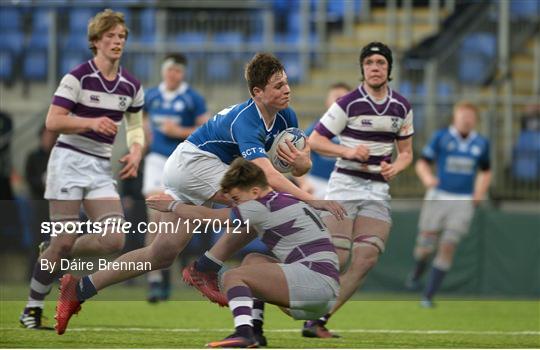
[422,126,490,195]
[187,98,298,165]
[144,82,207,157]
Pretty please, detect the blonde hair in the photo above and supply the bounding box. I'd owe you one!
[87,9,129,55]
[454,100,479,117]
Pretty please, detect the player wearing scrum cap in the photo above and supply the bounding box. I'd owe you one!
[302,42,414,338]
[142,53,208,303]
[19,9,144,329]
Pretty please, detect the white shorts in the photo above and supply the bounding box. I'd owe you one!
[142,152,167,196]
[163,142,229,205]
[306,174,329,199]
[324,171,392,223]
[279,262,339,320]
[44,146,118,200]
[418,188,474,243]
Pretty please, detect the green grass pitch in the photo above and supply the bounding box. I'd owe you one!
[1,284,538,348]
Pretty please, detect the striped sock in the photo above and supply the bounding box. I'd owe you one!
[252,299,265,334]
[26,261,58,308]
[227,286,254,338]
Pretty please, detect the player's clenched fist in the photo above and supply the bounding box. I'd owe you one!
[380,161,397,181]
[90,117,117,136]
[342,144,370,162]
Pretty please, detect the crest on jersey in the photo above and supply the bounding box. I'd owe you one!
[118,96,127,108]
[391,117,399,130]
[174,101,185,112]
[471,145,481,156]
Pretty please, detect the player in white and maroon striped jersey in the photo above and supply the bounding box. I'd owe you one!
[20,9,145,330]
[304,42,414,338]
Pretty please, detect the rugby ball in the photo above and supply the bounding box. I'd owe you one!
[267,127,307,173]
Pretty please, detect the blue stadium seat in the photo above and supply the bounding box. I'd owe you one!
[0,7,22,31]
[206,54,233,82]
[60,32,89,52]
[32,8,50,32]
[69,8,96,33]
[60,51,88,75]
[398,80,413,96]
[459,33,496,85]
[175,31,207,45]
[437,82,453,97]
[512,131,540,181]
[23,51,47,80]
[0,31,24,54]
[28,30,49,51]
[511,0,540,18]
[140,8,156,33]
[0,51,15,80]
[34,0,68,5]
[277,53,305,84]
[132,55,154,81]
[213,31,243,58]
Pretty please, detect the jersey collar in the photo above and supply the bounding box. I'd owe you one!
[254,100,277,132]
[449,126,477,144]
[158,81,189,100]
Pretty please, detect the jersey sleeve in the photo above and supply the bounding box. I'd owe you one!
[127,85,144,113]
[51,74,80,111]
[478,139,491,171]
[421,130,443,162]
[231,117,267,161]
[230,200,267,227]
[397,109,414,139]
[314,102,348,139]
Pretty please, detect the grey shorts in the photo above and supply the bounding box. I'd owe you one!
[278,262,339,320]
[418,188,475,243]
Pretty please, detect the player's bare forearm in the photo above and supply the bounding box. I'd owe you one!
[291,158,311,177]
[473,170,492,201]
[46,105,93,134]
[308,131,346,158]
[415,159,438,188]
[394,137,413,173]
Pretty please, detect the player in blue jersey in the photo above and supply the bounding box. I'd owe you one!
[405,101,491,307]
[303,82,351,198]
[142,53,208,302]
[54,53,344,335]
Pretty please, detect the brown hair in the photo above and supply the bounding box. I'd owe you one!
[454,100,479,117]
[244,53,285,97]
[88,9,129,55]
[220,158,269,193]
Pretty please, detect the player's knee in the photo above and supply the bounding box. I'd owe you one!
[242,253,266,266]
[49,240,75,258]
[99,234,125,254]
[351,248,379,273]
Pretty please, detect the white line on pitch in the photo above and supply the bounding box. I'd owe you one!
[2,327,539,336]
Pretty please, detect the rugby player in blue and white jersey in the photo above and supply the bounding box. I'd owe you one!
[54,53,344,335]
[142,53,208,302]
[148,158,340,348]
[406,101,491,307]
[302,42,414,337]
[20,9,144,329]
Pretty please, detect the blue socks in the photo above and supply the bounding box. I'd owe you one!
[195,252,223,273]
[424,266,447,300]
[76,275,97,301]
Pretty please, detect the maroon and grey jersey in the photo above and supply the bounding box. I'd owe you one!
[52,59,144,159]
[231,191,339,282]
[314,85,413,182]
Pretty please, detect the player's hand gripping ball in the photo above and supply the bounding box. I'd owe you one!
[267,127,307,173]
